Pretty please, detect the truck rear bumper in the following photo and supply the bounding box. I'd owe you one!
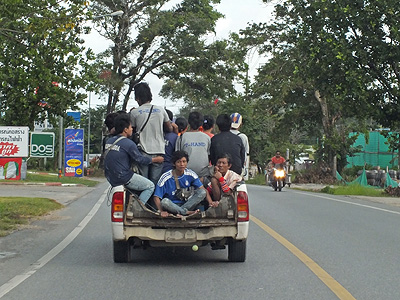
[112,221,249,244]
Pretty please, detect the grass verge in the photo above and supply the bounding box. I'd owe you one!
[0,173,100,187]
[320,184,387,197]
[247,173,388,197]
[0,197,63,237]
[247,173,267,185]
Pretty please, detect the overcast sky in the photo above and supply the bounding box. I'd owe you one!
[83,0,275,113]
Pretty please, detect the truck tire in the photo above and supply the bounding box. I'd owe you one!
[228,239,246,262]
[113,240,130,263]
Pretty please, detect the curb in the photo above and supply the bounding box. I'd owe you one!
[0,182,81,187]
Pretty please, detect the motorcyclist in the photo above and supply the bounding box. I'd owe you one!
[271,151,286,169]
[268,151,286,186]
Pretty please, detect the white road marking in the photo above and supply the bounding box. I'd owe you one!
[295,191,400,215]
[0,189,108,299]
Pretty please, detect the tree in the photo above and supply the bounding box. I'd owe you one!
[0,0,94,129]
[240,0,398,171]
[160,32,249,112]
[89,0,247,114]
[80,104,108,155]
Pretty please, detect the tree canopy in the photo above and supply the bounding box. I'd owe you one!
[89,0,248,114]
[240,0,400,170]
[0,0,94,129]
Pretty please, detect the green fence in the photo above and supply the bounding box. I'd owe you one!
[346,131,398,168]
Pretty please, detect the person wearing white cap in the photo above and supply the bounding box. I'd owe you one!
[230,113,250,180]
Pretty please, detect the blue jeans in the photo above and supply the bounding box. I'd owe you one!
[138,151,164,185]
[161,188,206,215]
[125,173,155,204]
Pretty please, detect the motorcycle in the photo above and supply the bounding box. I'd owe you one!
[271,164,286,191]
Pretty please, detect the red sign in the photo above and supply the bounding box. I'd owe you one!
[0,142,20,156]
[0,157,22,180]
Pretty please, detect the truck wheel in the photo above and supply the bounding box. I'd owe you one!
[228,239,246,262]
[113,241,130,263]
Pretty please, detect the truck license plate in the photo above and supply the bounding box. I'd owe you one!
[165,229,196,243]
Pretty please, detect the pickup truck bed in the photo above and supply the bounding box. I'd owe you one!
[111,182,249,263]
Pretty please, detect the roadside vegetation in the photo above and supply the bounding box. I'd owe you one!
[247,173,267,185]
[25,172,100,187]
[248,171,391,198]
[0,197,63,237]
[320,184,386,197]
[0,172,100,187]
[0,172,102,237]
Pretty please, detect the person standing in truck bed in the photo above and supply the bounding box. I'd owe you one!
[162,109,179,174]
[129,82,172,185]
[175,111,211,180]
[210,114,245,176]
[230,112,250,180]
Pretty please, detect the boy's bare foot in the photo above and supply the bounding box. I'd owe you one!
[160,211,170,218]
[176,209,201,219]
[186,209,200,216]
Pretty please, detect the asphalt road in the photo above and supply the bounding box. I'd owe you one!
[1,182,400,299]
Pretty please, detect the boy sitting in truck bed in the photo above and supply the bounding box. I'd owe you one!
[153,150,215,218]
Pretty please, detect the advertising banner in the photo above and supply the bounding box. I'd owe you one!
[64,129,84,177]
[0,157,22,180]
[0,126,29,157]
[30,132,55,158]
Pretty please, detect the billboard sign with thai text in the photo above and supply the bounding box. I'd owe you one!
[64,129,84,177]
[0,126,29,157]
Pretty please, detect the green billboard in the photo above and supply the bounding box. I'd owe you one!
[30,132,55,158]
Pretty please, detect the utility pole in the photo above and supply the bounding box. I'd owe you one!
[87,92,91,175]
[58,116,63,178]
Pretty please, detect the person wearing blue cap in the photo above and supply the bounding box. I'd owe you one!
[230,113,250,180]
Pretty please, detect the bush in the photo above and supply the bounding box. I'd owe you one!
[321,184,385,196]
[247,173,267,185]
[321,186,335,194]
[385,186,400,196]
[293,165,336,184]
[341,164,374,178]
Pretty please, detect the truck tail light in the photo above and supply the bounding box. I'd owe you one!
[237,191,249,222]
[112,191,124,222]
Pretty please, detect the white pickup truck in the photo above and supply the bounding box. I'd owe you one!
[110,182,249,263]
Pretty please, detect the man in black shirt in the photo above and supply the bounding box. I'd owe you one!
[210,114,245,175]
